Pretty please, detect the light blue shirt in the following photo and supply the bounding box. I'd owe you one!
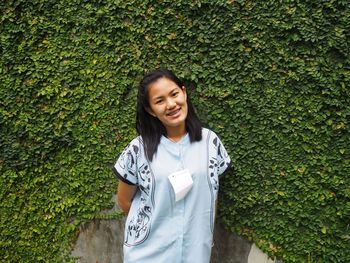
[114,128,231,263]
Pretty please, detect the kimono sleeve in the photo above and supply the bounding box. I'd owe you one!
[214,134,231,176]
[112,138,140,185]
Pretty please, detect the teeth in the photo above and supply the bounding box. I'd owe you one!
[168,109,179,116]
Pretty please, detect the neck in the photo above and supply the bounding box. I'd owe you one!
[166,124,186,142]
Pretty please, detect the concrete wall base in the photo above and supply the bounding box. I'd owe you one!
[72,218,278,263]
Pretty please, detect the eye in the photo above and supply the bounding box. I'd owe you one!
[155,99,163,104]
[172,92,179,97]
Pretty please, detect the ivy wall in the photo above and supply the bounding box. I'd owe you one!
[1,0,349,262]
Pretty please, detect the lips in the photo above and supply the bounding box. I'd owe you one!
[167,108,181,117]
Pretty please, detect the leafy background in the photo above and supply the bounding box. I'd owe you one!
[1,0,349,262]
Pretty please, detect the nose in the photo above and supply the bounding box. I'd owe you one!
[166,98,176,109]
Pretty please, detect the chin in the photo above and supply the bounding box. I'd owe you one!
[168,119,186,128]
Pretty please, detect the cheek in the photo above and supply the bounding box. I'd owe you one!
[150,105,164,115]
[184,104,189,115]
[178,94,187,105]
[181,101,188,116]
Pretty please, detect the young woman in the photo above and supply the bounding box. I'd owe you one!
[113,69,231,263]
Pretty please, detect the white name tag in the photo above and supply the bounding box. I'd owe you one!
[168,169,193,202]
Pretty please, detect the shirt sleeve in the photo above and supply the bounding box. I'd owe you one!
[213,134,231,176]
[112,138,140,185]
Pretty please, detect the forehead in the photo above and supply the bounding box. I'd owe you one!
[148,77,180,98]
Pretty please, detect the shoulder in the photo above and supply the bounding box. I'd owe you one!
[122,136,143,155]
[201,127,219,139]
[129,136,143,147]
[201,127,210,136]
[201,128,227,150]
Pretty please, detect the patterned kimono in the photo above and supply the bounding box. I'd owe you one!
[113,128,231,263]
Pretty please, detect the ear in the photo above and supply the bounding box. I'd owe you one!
[146,107,157,117]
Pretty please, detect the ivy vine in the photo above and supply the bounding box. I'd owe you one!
[1,0,349,262]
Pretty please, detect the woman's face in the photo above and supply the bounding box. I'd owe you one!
[146,77,188,133]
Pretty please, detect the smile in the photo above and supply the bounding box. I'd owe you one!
[167,108,181,117]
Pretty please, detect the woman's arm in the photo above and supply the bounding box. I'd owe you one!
[117,181,137,215]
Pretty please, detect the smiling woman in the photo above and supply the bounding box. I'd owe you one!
[136,69,203,161]
[112,69,231,263]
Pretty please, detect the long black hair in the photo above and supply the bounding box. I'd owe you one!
[136,69,202,161]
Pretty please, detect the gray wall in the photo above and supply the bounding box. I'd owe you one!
[72,197,277,263]
[72,217,278,263]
